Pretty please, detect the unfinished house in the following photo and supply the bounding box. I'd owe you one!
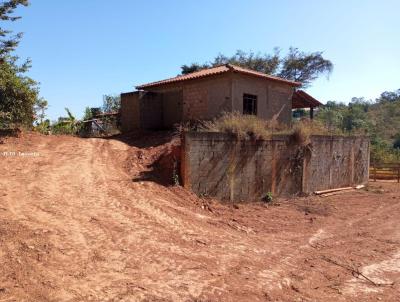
[120,64,321,132]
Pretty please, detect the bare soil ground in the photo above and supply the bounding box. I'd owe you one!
[0,132,399,302]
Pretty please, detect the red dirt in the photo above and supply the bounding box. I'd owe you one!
[0,132,399,301]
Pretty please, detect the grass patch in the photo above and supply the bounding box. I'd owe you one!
[197,112,285,140]
[188,112,343,143]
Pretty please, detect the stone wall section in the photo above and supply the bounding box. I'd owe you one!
[181,132,370,201]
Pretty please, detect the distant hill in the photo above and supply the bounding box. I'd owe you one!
[315,89,400,163]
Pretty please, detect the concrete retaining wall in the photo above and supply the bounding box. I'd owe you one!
[181,132,369,201]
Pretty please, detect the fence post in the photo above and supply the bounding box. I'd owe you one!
[397,166,400,183]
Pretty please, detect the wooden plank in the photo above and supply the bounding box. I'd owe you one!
[315,186,354,195]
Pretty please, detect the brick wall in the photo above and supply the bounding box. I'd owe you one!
[120,92,140,133]
[181,132,370,201]
[182,84,209,120]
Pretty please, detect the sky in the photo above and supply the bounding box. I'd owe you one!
[7,0,400,120]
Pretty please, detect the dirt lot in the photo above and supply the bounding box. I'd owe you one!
[0,132,399,301]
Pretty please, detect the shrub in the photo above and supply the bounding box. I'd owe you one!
[0,111,13,129]
[198,111,284,140]
[393,133,400,150]
[35,119,50,134]
[262,192,273,203]
[290,119,339,146]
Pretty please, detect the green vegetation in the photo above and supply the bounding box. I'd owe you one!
[0,1,46,129]
[315,89,400,163]
[196,89,400,164]
[262,192,274,203]
[51,108,80,135]
[102,95,121,113]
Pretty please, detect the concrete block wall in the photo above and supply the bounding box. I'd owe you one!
[183,84,209,120]
[120,92,140,133]
[120,91,163,132]
[232,73,294,125]
[121,73,294,131]
[303,136,370,192]
[181,132,370,201]
[139,92,163,129]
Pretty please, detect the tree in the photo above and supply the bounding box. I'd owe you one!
[315,88,400,163]
[0,59,39,127]
[51,108,79,135]
[34,98,48,124]
[181,63,210,75]
[102,94,120,113]
[377,89,400,103]
[0,0,45,128]
[0,0,29,58]
[181,48,333,88]
[316,106,343,132]
[82,106,93,121]
[394,133,400,150]
[278,48,333,87]
[341,103,370,133]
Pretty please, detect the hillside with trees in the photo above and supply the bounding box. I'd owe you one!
[315,89,400,163]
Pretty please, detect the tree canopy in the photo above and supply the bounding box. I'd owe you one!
[0,0,28,58]
[181,48,333,88]
[0,0,43,128]
[315,88,400,163]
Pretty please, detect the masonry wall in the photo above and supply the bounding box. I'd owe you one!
[148,73,293,124]
[162,90,183,127]
[120,91,164,132]
[181,132,370,201]
[149,74,232,122]
[182,75,231,120]
[121,92,140,133]
[139,92,163,129]
[232,74,294,125]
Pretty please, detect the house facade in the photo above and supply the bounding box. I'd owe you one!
[120,64,320,132]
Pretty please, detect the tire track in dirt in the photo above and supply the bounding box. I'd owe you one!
[1,133,399,301]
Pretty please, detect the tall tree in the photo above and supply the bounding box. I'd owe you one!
[181,48,333,88]
[278,48,333,87]
[0,0,29,58]
[102,94,121,113]
[0,0,44,128]
[34,98,48,124]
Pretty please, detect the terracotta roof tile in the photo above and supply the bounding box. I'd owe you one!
[292,90,322,108]
[136,64,301,89]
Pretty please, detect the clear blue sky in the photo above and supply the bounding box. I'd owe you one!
[9,0,400,120]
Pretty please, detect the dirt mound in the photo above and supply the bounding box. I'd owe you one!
[0,132,399,301]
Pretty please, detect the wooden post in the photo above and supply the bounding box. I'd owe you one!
[397,166,400,183]
[374,167,377,182]
[310,107,314,119]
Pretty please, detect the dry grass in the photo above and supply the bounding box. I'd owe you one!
[198,112,286,140]
[181,112,349,145]
[290,119,333,146]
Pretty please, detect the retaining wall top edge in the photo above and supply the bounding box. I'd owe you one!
[183,131,369,142]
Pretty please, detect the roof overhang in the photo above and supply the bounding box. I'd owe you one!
[292,90,322,109]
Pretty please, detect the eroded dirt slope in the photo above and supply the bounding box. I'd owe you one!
[0,132,399,301]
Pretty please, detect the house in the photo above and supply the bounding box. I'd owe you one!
[120,64,321,132]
